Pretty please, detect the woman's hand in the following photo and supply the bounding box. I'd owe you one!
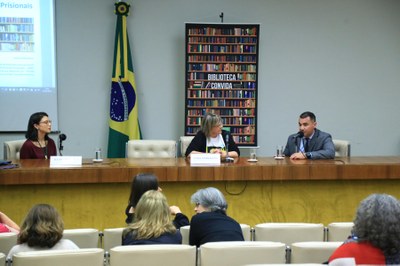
[170,206,182,215]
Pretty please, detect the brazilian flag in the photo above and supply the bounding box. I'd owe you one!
[108,2,141,158]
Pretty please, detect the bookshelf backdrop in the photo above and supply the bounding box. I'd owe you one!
[0,17,34,52]
[184,23,260,146]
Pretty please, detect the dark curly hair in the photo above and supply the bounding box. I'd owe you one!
[352,193,400,258]
[18,204,64,248]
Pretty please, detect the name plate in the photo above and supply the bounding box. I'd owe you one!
[50,156,82,168]
[190,153,221,166]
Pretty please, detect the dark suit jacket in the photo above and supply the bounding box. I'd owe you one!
[283,129,335,159]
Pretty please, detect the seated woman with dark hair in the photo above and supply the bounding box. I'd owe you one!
[7,204,78,259]
[125,173,189,229]
[122,190,182,245]
[189,187,244,247]
[329,193,400,264]
[20,112,57,159]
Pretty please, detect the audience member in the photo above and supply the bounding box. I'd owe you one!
[189,187,244,247]
[122,190,182,245]
[283,111,335,160]
[0,211,20,233]
[20,112,57,159]
[185,113,240,158]
[329,193,400,264]
[125,173,189,228]
[7,204,78,259]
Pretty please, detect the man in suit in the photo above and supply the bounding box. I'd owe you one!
[283,111,335,160]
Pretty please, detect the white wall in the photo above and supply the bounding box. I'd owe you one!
[2,0,400,159]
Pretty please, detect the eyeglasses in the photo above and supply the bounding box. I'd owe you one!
[39,120,52,125]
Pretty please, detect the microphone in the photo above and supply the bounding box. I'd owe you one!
[292,131,304,139]
[59,133,67,156]
[225,133,234,162]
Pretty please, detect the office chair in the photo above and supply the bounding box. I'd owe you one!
[179,136,194,157]
[12,248,104,266]
[126,140,177,158]
[199,241,286,266]
[62,228,100,248]
[3,139,25,160]
[103,227,125,252]
[254,223,325,245]
[0,232,18,255]
[0,252,5,266]
[332,139,351,157]
[327,222,353,242]
[289,241,343,263]
[109,244,196,266]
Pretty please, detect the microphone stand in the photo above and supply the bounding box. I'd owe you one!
[59,139,64,156]
[225,134,234,162]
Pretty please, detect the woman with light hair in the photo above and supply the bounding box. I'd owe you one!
[329,193,400,264]
[122,190,182,245]
[189,187,243,247]
[185,113,240,159]
[7,204,78,259]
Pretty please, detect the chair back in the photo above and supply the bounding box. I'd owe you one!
[327,222,353,242]
[62,228,99,248]
[103,227,125,251]
[332,139,351,157]
[240,224,252,241]
[3,139,25,160]
[0,252,5,266]
[0,232,18,255]
[180,225,190,245]
[126,140,176,158]
[290,241,343,263]
[199,241,286,266]
[12,248,104,266]
[254,223,324,245]
[109,244,196,266]
[179,136,194,157]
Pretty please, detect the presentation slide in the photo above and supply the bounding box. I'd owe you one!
[0,0,58,132]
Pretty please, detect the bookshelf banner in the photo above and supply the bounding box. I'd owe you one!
[184,23,259,146]
[107,2,142,158]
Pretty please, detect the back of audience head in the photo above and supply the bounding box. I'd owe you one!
[126,190,176,239]
[128,173,160,208]
[18,203,64,248]
[353,193,400,257]
[191,187,227,213]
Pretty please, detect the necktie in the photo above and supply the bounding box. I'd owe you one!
[304,138,310,152]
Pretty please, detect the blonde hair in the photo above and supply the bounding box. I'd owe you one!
[124,190,176,239]
[200,113,223,138]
